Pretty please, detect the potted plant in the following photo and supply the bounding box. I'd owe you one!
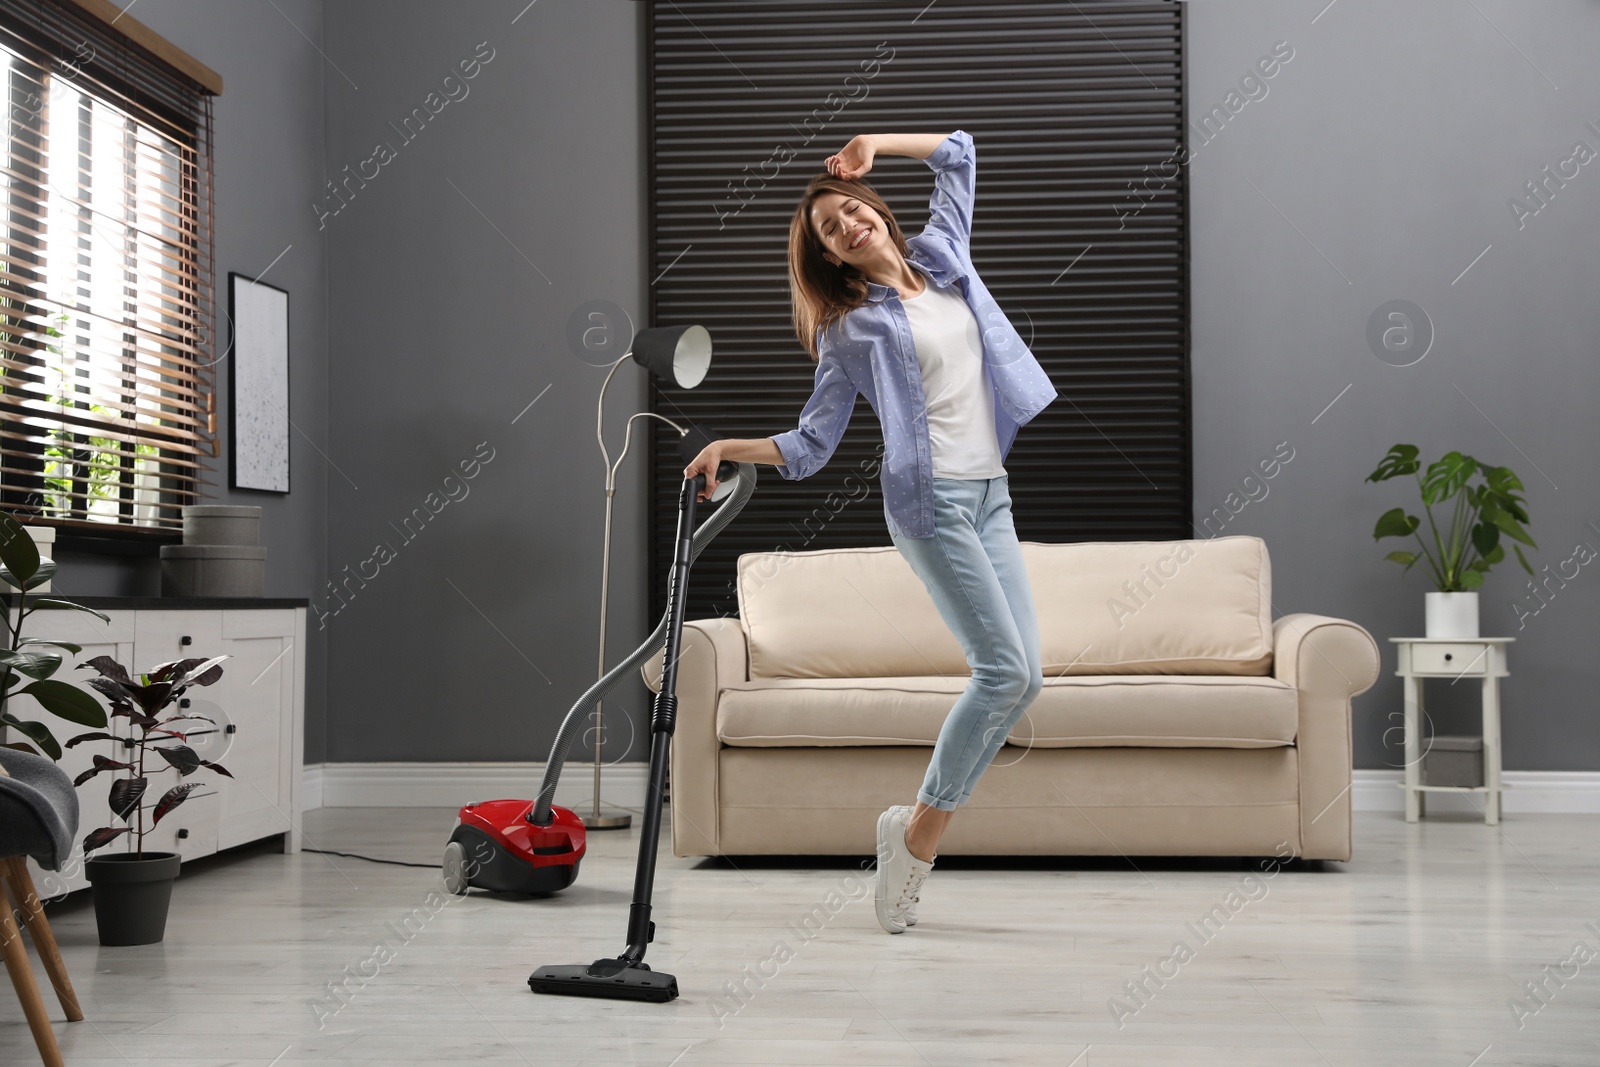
[69,653,231,946]
[1366,444,1537,638]
[0,510,111,757]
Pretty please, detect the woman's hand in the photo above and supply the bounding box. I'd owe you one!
[826,135,877,181]
[683,442,726,502]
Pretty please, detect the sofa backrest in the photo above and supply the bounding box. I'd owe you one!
[735,535,1273,679]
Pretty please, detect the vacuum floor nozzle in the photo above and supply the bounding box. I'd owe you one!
[528,957,679,1002]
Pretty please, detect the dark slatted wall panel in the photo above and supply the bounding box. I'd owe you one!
[648,0,1188,625]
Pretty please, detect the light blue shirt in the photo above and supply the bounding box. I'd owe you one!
[769,129,1058,539]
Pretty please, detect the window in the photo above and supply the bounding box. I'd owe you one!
[0,0,220,541]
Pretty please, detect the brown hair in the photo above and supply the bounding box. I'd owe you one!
[788,173,911,363]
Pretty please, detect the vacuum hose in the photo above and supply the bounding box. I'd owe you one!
[529,461,756,826]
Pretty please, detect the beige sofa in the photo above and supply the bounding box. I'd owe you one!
[641,534,1378,862]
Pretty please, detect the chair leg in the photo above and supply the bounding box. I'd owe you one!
[0,876,64,1067]
[2,859,82,1021]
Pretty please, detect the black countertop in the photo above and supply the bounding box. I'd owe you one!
[1,592,309,609]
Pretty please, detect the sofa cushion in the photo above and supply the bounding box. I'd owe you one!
[715,673,1297,749]
[735,535,1273,679]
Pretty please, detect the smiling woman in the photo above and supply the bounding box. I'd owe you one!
[681,128,1061,934]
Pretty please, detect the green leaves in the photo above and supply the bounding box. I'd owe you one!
[18,679,108,728]
[1373,507,1419,540]
[1418,451,1477,506]
[0,648,64,681]
[1365,444,1420,483]
[0,715,62,760]
[1367,444,1539,591]
[21,598,112,624]
[0,511,40,586]
[0,558,56,592]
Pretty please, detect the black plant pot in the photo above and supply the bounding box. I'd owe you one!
[84,852,182,946]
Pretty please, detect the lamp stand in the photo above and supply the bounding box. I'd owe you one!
[583,355,691,831]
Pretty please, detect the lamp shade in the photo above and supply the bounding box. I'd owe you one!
[631,324,711,389]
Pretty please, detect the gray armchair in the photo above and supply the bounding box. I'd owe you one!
[0,748,85,1067]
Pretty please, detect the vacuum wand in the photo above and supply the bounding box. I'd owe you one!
[526,458,750,829]
[619,472,697,964]
[529,465,748,1002]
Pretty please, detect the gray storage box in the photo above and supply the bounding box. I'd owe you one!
[159,544,266,597]
[182,505,261,546]
[1422,734,1484,788]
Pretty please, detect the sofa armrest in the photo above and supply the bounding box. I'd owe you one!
[640,616,749,857]
[1272,612,1380,862]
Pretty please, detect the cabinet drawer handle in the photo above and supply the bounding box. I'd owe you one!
[181,635,192,646]
[225,724,237,734]
[176,828,189,839]
[1443,653,1452,661]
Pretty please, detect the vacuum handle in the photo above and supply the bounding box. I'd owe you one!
[688,461,738,503]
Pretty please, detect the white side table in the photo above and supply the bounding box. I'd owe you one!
[1390,637,1513,825]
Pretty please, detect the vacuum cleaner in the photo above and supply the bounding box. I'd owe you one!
[442,439,754,1004]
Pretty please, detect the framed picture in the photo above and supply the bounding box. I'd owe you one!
[228,271,291,493]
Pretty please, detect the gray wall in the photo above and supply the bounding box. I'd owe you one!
[49,0,334,762]
[1186,0,1599,771]
[316,0,653,764]
[51,0,1598,774]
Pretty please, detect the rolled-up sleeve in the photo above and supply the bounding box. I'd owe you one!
[923,129,975,253]
[770,350,857,480]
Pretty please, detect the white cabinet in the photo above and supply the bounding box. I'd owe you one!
[2,599,305,899]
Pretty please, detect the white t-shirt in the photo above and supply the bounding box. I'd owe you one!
[900,262,1005,479]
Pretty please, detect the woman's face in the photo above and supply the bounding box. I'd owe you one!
[809,190,887,269]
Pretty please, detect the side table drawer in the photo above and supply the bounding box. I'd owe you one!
[1411,642,1491,674]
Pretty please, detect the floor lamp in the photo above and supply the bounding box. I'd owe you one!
[585,324,716,829]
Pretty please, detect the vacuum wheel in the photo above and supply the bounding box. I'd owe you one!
[443,840,471,895]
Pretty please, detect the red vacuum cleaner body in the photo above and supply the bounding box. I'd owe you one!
[444,799,587,895]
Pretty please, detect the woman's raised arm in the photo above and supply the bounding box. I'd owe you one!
[826,132,952,180]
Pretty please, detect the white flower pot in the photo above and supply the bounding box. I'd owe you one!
[1424,591,1479,639]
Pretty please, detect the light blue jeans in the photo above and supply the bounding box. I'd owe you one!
[888,474,1044,811]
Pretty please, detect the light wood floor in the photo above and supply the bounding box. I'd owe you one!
[3,806,1598,1065]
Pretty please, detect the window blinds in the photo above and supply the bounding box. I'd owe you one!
[0,0,219,541]
[649,0,1190,625]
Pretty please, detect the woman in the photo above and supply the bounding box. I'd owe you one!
[683,130,1056,934]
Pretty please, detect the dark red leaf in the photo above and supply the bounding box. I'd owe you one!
[155,745,201,777]
[131,680,174,714]
[82,826,131,853]
[148,657,224,686]
[108,777,147,821]
[168,655,228,689]
[73,753,134,787]
[83,675,135,713]
[201,760,233,779]
[0,741,40,755]
[161,713,215,726]
[78,655,132,686]
[151,783,199,825]
[64,731,117,748]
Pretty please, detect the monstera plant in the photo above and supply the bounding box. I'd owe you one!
[1366,444,1537,638]
[69,653,232,945]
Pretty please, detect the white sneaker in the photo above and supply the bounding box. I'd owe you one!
[875,805,933,934]
[892,806,922,925]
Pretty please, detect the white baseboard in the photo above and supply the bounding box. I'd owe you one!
[302,761,650,810]
[1352,769,1600,815]
[301,763,1600,815]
